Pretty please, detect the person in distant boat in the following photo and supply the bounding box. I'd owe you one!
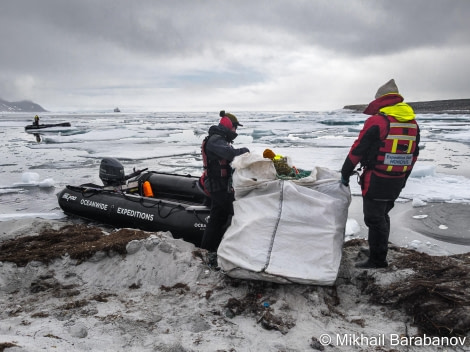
[200,110,250,256]
[341,79,420,269]
[33,115,40,126]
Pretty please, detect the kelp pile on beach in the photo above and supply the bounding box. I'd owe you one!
[369,250,470,337]
[0,224,151,265]
[345,240,470,338]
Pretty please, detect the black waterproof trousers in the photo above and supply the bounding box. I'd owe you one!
[200,190,234,252]
[363,197,395,264]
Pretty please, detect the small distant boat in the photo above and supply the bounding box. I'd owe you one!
[25,122,72,131]
[114,107,120,112]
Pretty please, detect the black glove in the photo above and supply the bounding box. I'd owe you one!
[341,175,349,187]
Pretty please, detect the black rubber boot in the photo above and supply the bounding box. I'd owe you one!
[355,259,388,269]
[206,252,220,271]
[359,247,370,257]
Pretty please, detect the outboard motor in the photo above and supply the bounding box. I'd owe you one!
[99,158,125,186]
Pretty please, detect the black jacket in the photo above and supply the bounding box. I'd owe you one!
[203,124,249,193]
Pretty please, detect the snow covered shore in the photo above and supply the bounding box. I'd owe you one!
[0,212,469,352]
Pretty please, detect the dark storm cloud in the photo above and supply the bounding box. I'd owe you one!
[270,1,470,55]
[1,0,469,110]
[4,0,469,60]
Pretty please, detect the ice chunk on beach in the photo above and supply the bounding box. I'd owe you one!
[345,218,361,236]
[412,214,428,219]
[408,240,422,249]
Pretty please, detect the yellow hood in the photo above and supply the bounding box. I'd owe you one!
[380,103,415,122]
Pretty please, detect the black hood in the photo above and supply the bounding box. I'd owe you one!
[208,124,238,142]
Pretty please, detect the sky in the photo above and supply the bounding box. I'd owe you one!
[1,0,470,112]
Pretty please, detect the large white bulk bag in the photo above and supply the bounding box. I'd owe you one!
[217,153,351,285]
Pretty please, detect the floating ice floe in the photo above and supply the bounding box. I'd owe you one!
[0,188,21,195]
[12,172,55,188]
[412,198,427,207]
[401,166,470,203]
[0,213,64,221]
[409,164,436,177]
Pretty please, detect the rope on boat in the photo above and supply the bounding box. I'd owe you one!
[192,209,209,224]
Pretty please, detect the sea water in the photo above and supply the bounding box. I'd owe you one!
[1,110,470,247]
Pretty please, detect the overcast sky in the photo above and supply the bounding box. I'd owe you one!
[1,0,470,112]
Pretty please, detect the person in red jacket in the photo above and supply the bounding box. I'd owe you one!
[341,79,420,269]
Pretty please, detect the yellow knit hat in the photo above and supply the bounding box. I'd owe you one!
[263,149,276,159]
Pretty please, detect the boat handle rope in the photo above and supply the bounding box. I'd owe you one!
[115,192,186,219]
[155,202,185,219]
[191,209,209,224]
[75,186,103,197]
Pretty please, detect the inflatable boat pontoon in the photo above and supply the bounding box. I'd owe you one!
[57,158,210,245]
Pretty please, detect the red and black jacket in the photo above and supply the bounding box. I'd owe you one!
[341,94,420,200]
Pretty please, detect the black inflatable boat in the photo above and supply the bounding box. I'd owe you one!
[57,158,210,245]
[25,122,71,130]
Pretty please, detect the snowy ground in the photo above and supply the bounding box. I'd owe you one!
[0,203,469,352]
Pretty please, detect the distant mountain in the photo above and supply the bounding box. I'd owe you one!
[0,98,47,112]
[343,99,470,114]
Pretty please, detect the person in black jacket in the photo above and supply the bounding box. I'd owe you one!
[200,110,250,253]
[341,79,420,269]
